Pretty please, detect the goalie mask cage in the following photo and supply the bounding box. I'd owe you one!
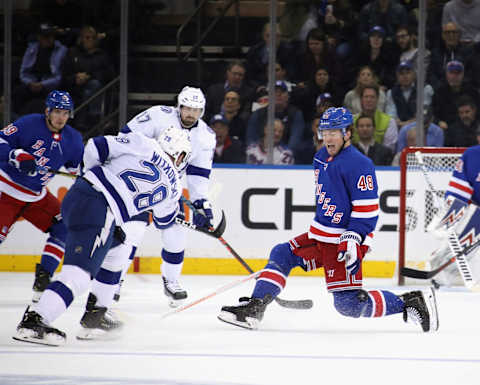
[398,147,466,285]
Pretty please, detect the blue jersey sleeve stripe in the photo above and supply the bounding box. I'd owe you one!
[186,164,211,178]
[91,166,130,223]
[93,137,109,164]
[120,124,132,134]
[152,210,177,229]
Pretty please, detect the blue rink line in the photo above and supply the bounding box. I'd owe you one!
[1,350,479,364]
[0,375,242,385]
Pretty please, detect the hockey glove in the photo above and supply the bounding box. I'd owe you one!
[289,232,322,271]
[8,149,37,175]
[337,231,363,276]
[192,199,213,228]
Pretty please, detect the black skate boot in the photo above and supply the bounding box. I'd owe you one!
[163,276,188,308]
[13,306,66,346]
[218,295,272,330]
[401,287,439,332]
[76,293,123,340]
[32,263,51,303]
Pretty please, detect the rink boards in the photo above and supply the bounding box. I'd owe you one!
[0,165,436,278]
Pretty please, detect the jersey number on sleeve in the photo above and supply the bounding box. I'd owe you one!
[119,161,168,210]
[357,175,374,191]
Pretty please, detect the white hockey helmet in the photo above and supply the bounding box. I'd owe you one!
[157,126,192,171]
[177,86,206,118]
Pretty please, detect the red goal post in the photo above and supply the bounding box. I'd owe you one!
[398,147,466,285]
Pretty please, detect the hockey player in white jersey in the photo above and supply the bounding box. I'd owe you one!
[94,86,216,308]
[13,126,192,346]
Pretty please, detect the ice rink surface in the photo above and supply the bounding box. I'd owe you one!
[1,272,479,385]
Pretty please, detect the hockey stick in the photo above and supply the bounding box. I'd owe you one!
[160,271,260,319]
[175,211,226,239]
[415,151,476,288]
[36,166,77,179]
[181,196,314,310]
[401,238,480,279]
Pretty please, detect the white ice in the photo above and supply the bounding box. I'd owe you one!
[1,272,479,385]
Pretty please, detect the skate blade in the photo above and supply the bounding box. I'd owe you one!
[217,311,259,330]
[425,287,440,332]
[76,326,123,341]
[167,297,186,308]
[13,329,65,347]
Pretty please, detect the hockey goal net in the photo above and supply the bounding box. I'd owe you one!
[398,147,466,285]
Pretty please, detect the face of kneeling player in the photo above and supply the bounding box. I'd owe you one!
[322,128,351,157]
[180,106,202,128]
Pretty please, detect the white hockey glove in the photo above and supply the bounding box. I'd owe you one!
[337,231,363,275]
[192,199,213,228]
[9,149,37,175]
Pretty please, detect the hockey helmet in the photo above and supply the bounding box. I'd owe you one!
[177,86,206,118]
[46,90,74,118]
[318,107,353,139]
[157,126,192,171]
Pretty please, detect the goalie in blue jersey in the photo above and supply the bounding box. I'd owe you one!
[218,107,440,333]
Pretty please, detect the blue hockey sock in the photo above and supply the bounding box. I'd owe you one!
[40,236,65,276]
[333,290,404,318]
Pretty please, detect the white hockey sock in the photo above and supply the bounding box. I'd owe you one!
[161,260,184,282]
[91,278,118,308]
[32,289,67,325]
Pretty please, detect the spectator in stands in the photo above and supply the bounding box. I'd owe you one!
[396,106,444,154]
[205,61,254,122]
[385,61,434,129]
[315,92,335,119]
[442,0,480,45]
[432,60,479,130]
[29,0,84,47]
[391,125,416,166]
[245,22,294,87]
[246,118,294,165]
[246,81,305,160]
[429,22,473,89]
[354,114,394,165]
[357,0,409,43]
[218,90,248,143]
[444,96,480,147]
[352,84,398,152]
[13,23,67,115]
[343,65,387,114]
[354,26,397,89]
[465,42,480,91]
[251,86,269,113]
[291,67,338,125]
[274,60,296,92]
[62,25,115,131]
[211,114,245,164]
[311,116,324,152]
[294,28,335,84]
[393,25,431,76]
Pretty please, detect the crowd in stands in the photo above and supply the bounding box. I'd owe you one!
[6,0,480,167]
[207,0,480,166]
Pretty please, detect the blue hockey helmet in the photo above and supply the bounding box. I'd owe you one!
[318,107,353,139]
[46,90,74,117]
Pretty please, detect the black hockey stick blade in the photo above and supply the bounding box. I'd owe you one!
[175,211,226,239]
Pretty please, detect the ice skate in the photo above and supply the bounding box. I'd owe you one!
[163,276,187,308]
[76,293,123,340]
[218,296,271,330]
[32,263,50,303]
[401,287,439,332]
[13,306,66,346]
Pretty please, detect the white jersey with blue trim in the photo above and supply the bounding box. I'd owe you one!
[82,132,181,226]
[445,145,480,206]
[122,105,216,201]
[308,145,379,244]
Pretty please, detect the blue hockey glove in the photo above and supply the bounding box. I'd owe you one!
[9,149,37,175]
[337,231,363,275]
[192,199,213,228]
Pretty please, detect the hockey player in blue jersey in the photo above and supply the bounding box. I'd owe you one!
[0,90,83,302]
[13,126,192,346]
[218,107,440,333]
